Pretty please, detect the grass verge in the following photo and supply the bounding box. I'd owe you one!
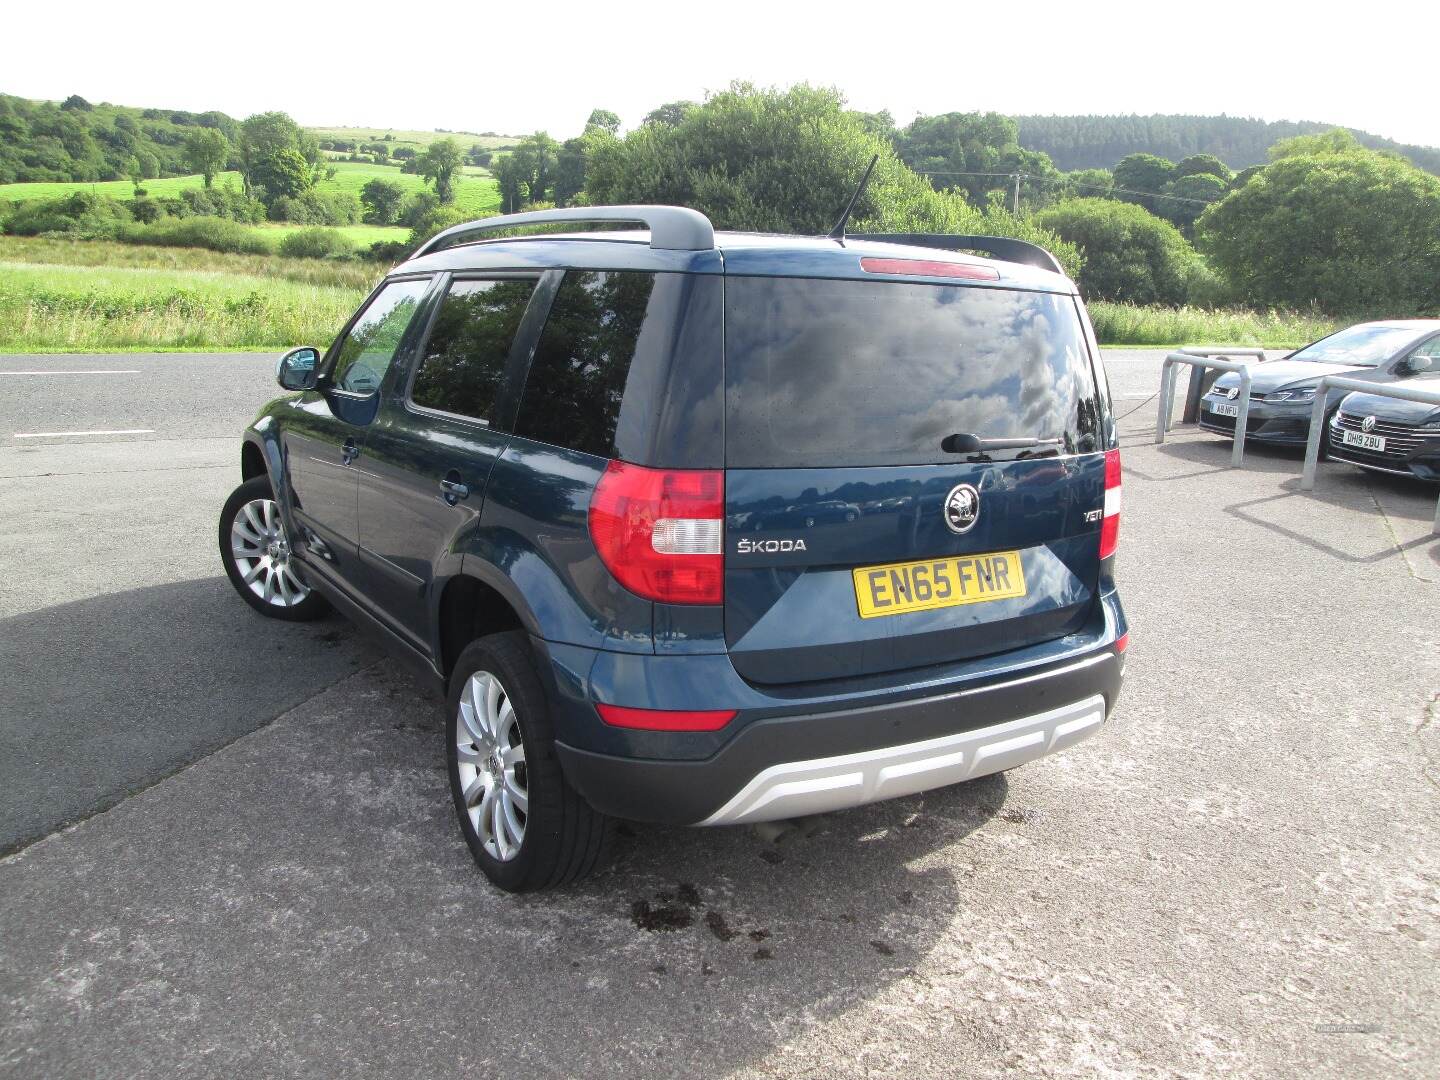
[0,258,367,351]
[0,238,1349,353]
[1089,301,1339,349]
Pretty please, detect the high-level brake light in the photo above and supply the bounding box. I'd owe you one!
[860,257,1000,280]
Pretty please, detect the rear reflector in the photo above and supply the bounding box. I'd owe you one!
[1115,631,1129,653]
[596,704,737,732]
[1099,448,1121,560]
[860,257,1000,281]
[589,462,724,604]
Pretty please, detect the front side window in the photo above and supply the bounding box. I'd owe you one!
[514,271,656,457]
[410,278,538,422]
[330,279,429,395]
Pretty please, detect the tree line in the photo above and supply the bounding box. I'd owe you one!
[1012,113,1440,175]
[7,85,1440,317]
[443,86,1440,316]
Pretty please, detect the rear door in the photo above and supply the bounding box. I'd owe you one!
[722,275,1108,684]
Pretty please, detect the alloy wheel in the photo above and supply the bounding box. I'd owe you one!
[456,670,529,861]
[229,498,311,608]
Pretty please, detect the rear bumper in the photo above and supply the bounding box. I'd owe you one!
[555,639,1124,826]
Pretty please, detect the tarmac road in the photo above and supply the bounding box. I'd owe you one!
[1,350,1437,1077]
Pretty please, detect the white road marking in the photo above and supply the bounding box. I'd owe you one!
[0,370,142,376]
[13,429,155,439]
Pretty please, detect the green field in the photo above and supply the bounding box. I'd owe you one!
[0,236,383,289]
[307,126,518,153]
[0,233,1344,353]
[256,223,409,246]
[0,161,502,218]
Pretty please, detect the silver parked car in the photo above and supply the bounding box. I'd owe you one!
[1198,321,1440,447]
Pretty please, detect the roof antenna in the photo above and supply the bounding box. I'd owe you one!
[828,154,879,242]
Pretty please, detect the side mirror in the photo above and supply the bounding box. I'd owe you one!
[276,346,320,391]
[1405,355,1436,376]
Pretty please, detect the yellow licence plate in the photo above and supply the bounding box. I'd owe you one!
[852,551,1027,619]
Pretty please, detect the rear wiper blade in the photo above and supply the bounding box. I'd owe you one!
[941,433,1063,454]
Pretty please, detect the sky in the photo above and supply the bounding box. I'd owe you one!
[7,0,1439,147]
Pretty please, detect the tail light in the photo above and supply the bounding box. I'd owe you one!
[1099,448,1121,560]
[588,461,724,604]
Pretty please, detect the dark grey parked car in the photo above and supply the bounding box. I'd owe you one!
[1328,374,1440,480]
[1199,321,1440,446]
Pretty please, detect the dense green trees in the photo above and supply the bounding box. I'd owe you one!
[1036,199,1197,305]
[0,93,240,184]
[894,112,1058,208]
[580,84,1077,271]
[1196,145,1440,312]
[416,137,463,203]
[642,101,695,128]
[1013,114,1440,173]
[584,109,621,136]
[238,112,321,204]
[184,128,230,188]
[360,178,407,225]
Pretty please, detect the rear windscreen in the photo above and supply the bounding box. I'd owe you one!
[724,277,1103,468]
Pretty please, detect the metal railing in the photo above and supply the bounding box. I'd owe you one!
[1155,348,1268,467]
[1301,375,1440,535]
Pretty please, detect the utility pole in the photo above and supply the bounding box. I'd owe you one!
[1012,173,1021,215]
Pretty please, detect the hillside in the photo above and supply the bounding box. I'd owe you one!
[0,93,518,185]
[1014,114,1440,173]
[307,126,518,155]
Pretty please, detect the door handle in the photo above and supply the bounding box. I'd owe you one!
[440,472,470,504]
[341,437,359,466]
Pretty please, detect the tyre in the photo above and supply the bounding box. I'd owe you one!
[446,631,610,891]
[218,475,330,622]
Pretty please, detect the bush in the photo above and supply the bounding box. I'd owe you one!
[3,192,131,238]
[366,239,413,263]
[267,189,361,225]
[176,187,266,223]
[360,177,406,225]
[405,203,470,251]
[117,216,273,255]
[1197,148,1440,313]
[279,227,356,259]
[1035,198,1197,305]
[397,191,442,229]
[129,197,164,224]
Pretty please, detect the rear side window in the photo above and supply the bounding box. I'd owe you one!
[410,278,537,422]
[725,277,1102,468]
[514,271,655,457]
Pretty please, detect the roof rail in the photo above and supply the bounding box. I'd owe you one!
[411,205,716,258]
[849,233,1066,276]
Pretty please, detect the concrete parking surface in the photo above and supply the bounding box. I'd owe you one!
[1,351,1436,1078]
